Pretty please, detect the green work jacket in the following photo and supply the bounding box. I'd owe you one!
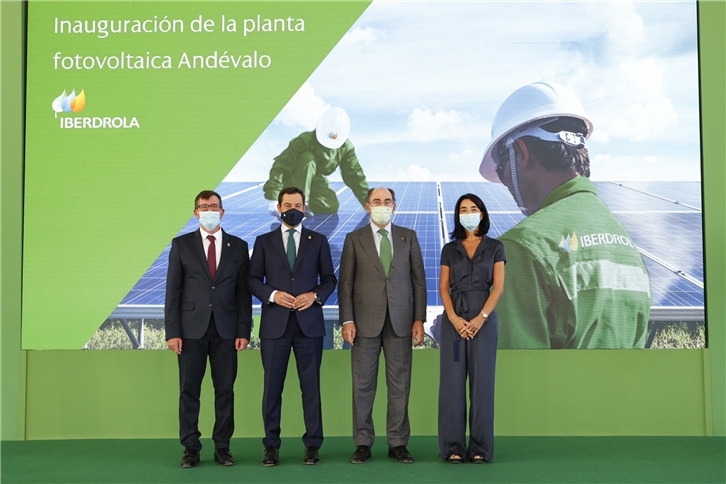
[497,176,651,349]
[263,131,368,207]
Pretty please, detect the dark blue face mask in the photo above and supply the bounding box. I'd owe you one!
[281,208,304,227]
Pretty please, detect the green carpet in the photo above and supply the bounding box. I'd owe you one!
[2,436,724,483]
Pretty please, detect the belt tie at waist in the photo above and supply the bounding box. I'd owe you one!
[450,285,488,362]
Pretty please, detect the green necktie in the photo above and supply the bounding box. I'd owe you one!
[286,228,296,270]
[378,228,392,276]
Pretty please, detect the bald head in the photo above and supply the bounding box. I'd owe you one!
[367,187,395,205]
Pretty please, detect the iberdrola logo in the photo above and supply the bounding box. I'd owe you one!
[327,131,339,141]
[52,89,86,117]
[559,232,579,252]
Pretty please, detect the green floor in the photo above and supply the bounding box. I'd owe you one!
[2,436,724,483]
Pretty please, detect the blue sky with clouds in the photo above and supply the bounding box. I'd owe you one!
[227,1,700,183]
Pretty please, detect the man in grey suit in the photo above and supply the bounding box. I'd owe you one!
[339,186,427,464]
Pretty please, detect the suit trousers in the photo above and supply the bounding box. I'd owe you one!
[178,316,238,451]
[351,310,412,448]
[437,313,498,461]
[260,311,324,449]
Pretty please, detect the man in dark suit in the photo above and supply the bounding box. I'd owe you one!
[339,187,427,464]
[165,190,252,468]
[248,186,337,466]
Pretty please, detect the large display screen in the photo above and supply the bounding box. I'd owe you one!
[23,1,704,350]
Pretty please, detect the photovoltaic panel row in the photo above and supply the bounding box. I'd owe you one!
[617,212,703,282]
[120,206,443,307]
[605,181,702,210]
[117,181,704,314]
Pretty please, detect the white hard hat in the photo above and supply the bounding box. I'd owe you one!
[480,82,594,182]
[315,107,350,149]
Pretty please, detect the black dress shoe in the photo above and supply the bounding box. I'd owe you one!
[303,446,320,465]
[262,446,279,467]
[350,445,371,464]
[214,448,235,466]
[181,449,200,468]
[388,445,414,463]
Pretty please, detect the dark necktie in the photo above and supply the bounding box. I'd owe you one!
[286,229,296,270]
[207,235,216,280]
[378,228,392,276]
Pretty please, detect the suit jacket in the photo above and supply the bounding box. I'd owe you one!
[339,223,427,338]
[165,229,252,341]
[248,225,337,339]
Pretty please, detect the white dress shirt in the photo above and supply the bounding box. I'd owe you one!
[269,223,302,303]
[369,220,394,257]
[200,227,222,269]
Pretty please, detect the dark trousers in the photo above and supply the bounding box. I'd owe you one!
[260,311,324,449]
[438,313,498,461]
[351,311,412,448]
[178,316,237,451]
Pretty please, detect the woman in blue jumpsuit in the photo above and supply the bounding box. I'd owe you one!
[438,193,506,463]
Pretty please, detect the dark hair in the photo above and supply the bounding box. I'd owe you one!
[450,193,490,240]
[194,190,223,209]
[366,187,396,203]
[277,186,306,205]
[496,117,590,177]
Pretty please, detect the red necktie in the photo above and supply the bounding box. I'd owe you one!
[207,235,216,280]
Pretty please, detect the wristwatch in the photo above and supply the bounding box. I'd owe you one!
[481,310,488,320]
[314,293,322,305]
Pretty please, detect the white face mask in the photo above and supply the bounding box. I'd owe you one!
[198,211,221,231]
[459,213,481,232]
[370,205,393,226]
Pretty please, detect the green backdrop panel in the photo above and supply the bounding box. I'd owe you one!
[1,0,28,442]
[24,349,708,440]
[22,1,370,349]
[4,1,725,443]
[698,0,726,437]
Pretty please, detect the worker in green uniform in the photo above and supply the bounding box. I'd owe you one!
[479,82,651,349]
[263,107,369,215]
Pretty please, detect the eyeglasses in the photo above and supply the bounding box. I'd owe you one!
[493,144,510,183]
[369,200,394,207]
[196,204,221,211]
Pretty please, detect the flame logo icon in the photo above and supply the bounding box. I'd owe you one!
[327,131,338,140]
[52,89,86,117]
[559,232,579,252]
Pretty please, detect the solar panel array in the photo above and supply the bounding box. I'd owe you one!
[116,181,704,317]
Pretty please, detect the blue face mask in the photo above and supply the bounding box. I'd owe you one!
[281,208,304,227]
[198,211,221,231]
[459,213,481,232]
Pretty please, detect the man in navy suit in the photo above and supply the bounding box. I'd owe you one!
[248,186,337,466]
[165,190,252,468]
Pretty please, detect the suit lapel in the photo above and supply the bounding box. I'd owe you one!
[293,227,312,273]
[214,230,232,281]
[389,224,406,278]
[359,226,387,278]
[193,230,213,281]
[271,225,293,274]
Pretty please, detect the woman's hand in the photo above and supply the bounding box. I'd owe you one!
[449,313,472,339]
[466,315,487,338]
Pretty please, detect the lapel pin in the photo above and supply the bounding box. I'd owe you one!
[227,242,230,247]
[308,235,312,239]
